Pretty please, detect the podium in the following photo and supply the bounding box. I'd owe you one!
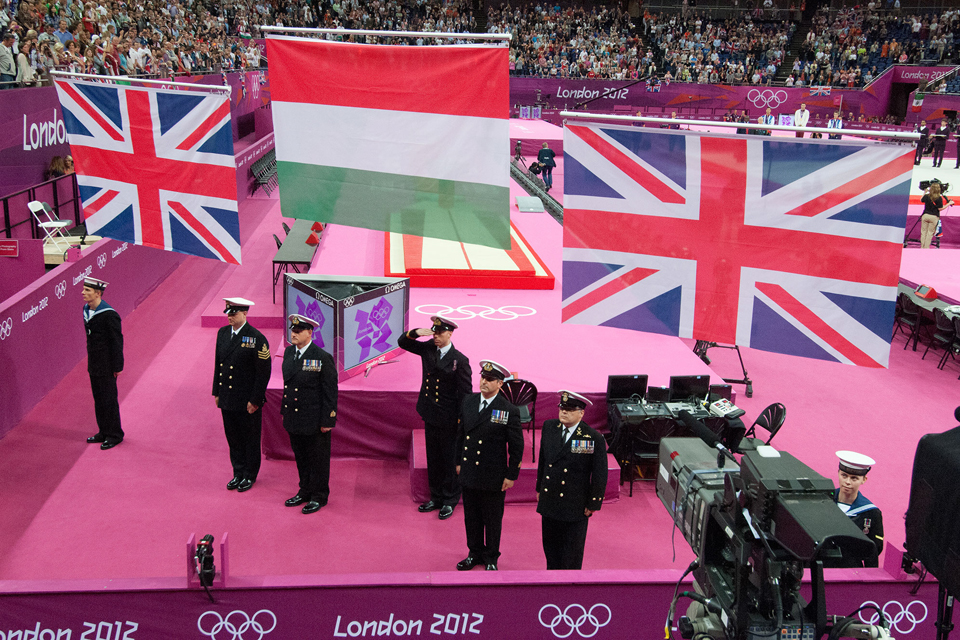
[283,274,410,381]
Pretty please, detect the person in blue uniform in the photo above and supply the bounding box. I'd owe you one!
[398,315,472,520]
[833,450,883,568]
[455,360,524,571]
[281,314,338,515]
[536,390,608,570]
[212,297,271,492]
[82,277,124,450]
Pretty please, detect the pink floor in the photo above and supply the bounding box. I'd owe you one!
[3,130,960,585]
[900,246,960,302]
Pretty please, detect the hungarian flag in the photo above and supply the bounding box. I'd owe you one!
[267,37,511,250]
[912,92,925,112]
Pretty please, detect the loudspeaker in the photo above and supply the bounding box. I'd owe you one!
[646,385,669,403]
[905,424,960,595]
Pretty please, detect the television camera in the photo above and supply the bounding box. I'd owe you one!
[657,411,891,639]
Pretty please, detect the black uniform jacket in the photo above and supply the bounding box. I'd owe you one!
[281,341,338,436]
[84,302,123,376]
[398,330,472,425]
[536,419,608,521]
[456,392,524,491]
[212,323,271,411]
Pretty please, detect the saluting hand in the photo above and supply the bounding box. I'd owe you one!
[415,328,433,337]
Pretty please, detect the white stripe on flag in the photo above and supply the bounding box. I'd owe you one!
[273,102,509,188]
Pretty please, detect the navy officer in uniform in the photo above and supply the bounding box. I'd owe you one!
[536,390,608,570]
[398,315,472,520]
[455,360,523,571]
[833,450,883,567]
[213,297,271,492]
[82,277,124,450]
[281,314,338,515]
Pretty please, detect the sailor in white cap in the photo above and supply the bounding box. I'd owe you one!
[82,277,125,449]
[834,450,883,567]
[536,390,608,570]
[455,359,523,571]
[212,297,271,493]
[281,314,338,514]
[398,314,472,520]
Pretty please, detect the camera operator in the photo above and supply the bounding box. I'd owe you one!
[829,451,883,568]
[920,179,951,249]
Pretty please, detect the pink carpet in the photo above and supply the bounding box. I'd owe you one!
[3,125,959,586]
[899,247,960,303]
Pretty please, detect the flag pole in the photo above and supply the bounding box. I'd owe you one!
[50,70,231,93]
[559,111,920,140]
[260,26,511,42]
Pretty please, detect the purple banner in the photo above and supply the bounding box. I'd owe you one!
[0,86,71,199]
[891,65,960,84]
[0,571,941,638]
[511,78,893,120]
[906,90,960,124]
[0,239,184,438]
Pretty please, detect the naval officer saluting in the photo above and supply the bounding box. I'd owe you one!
[537,390,608,570]
[213,297,271,492]
[398,315,472,520]
[281,314,338,514]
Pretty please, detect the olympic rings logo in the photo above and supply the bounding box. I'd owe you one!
[747,89,788,109]
[97,254,107,269]
[859,600,928,635]
[343,296,355,307]
[55,281,67,299]
[197,610,277,640]
[414,304,537,322]
[539,603,611,638]
[0,317,12,341]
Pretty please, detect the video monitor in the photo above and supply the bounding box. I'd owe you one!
[668,374,711,402]
[606,374,648,402]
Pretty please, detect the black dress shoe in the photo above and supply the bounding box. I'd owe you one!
[485,563,498,571]
[438,505,454,520]
[100,440,121,450]
[86,435,105,444]
[285,494,306,507]
[237,479,254,492]
[301,501,322,514]
[418,500,440,513]
[456,556,481,571]
[226,477,242,490]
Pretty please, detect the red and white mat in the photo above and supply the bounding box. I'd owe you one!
[385,223,554,289]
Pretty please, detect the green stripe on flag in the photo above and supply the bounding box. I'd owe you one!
[277,161,511,250]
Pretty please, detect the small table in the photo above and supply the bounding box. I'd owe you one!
[272,219,320,302]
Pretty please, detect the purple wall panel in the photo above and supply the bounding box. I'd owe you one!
[0,239,184,438]
[0,86,71,199]
[0,574,940,639]
[0,239,45,304]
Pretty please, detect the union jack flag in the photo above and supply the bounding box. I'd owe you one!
[810,85,832,96]
[562,124,914,367]
[54,79,241,263]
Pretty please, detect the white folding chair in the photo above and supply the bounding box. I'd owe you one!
[28,200,74,250]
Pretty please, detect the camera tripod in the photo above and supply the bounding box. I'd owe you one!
[693,340,753,398]
[513,141,526,168]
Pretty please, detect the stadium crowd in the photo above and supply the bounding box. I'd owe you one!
[0,0,958,90]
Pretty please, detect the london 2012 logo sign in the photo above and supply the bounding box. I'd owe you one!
[197,610,276,640]
[539,603,611,638]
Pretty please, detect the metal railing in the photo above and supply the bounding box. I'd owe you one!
[1,173,82,240]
